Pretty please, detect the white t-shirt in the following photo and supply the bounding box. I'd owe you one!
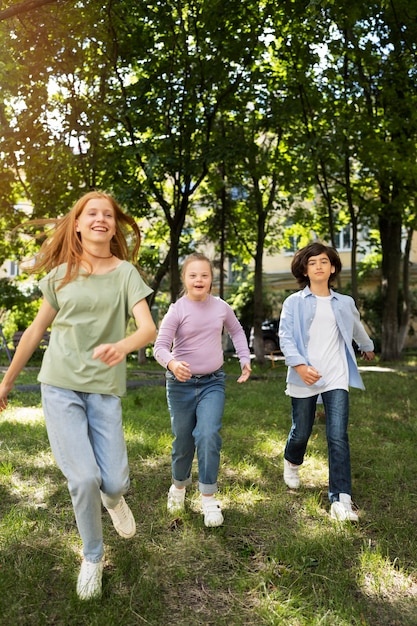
[288,295,348,398]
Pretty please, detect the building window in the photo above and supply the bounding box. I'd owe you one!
[8,261,19,277]
[284,234,300,254]
[335,226,352,251]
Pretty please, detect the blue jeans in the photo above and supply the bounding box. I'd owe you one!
[166,368,226,494]
[284,389,351,502]
[41,384,130,563]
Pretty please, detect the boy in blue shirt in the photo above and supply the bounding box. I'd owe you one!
[279,242,374,521]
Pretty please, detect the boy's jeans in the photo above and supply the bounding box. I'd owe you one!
[166,368,225,495]
[41,384,130,562]
[284,389,351,502]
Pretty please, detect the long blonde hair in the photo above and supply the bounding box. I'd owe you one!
[21,191,142,289]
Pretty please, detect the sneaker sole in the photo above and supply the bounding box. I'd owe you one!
[284,478,300,489]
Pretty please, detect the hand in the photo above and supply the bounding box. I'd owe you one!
[92,343,126,367]
[0,383,10,412]
[237,363,251,383]
[296,364,322,386]
[169,360,192,382]
[361,351,375,362]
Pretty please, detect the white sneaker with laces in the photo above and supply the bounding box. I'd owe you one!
[103,496,136,538]
[330,493,359,522]
[283,458,301,489]
[167,484,186,513]
[202,496,224,527]
[76,559,103,600]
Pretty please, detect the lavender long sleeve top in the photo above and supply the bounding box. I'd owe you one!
[153,294,251,375]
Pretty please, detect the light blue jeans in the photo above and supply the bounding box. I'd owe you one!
[166,368,226,494]
[41,384,130,563]
[284,389,351,502]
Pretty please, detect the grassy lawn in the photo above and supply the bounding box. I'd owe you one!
[0,356,417,625]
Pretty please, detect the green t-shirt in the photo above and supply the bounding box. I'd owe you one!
[38,261,153,396]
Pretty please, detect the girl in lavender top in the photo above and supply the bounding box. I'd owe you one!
[154,252,251,526]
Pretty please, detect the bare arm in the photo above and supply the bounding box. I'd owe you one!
[0,299,57,410]
[92,298,157,367]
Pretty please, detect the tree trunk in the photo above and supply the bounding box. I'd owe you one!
[137,347,147,365]
[379,213,402,360]
[252,182,266,365]
[218,161,227,300]
[397,227,412,352]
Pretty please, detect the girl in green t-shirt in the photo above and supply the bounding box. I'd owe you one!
[0,191,156,600]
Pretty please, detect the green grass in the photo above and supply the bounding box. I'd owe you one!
[1,357,417,625]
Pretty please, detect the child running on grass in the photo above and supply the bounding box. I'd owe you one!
[153,252,251,527]
[0,191,156,599]
[278,242,374,521]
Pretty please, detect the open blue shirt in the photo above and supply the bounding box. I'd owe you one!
[278,286,374,391]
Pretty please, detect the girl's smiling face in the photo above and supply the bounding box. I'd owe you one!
[75,198,116,245]
[183,260,212,301]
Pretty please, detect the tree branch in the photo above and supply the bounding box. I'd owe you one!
[0,0,60,21]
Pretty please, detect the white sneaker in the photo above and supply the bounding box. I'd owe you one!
[103,496,136,538]
[330,493,359,522]
[167,485,186,513]
[202,496,224,527]
[283,459,301,489]
[76,559,103,600]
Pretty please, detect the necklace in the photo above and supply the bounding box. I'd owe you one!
[83,248,113,259]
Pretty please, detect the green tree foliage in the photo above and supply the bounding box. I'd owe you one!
[272,0,417,359]
[1,0,417,360]
[0,277,42,339]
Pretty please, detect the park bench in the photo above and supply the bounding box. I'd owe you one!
[13,330,51,352]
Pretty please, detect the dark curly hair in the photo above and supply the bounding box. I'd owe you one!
[291,242,342,288]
